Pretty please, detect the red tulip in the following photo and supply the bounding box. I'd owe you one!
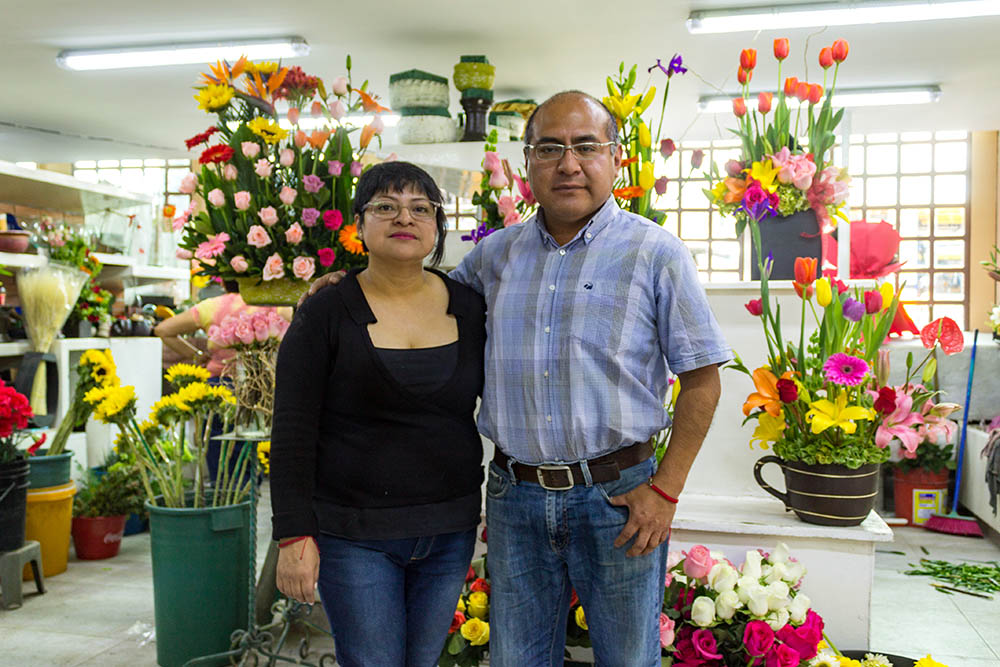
[863,290,883,314]
[733,97,747,117]
[784,77,798,96]
[795,81,810,102]
[831,39,849,63]
[808,83,823,105]
[744,298,763,316]
[660,138,676,159]
[819,47,834,69]
[738,67,752,85]
[758,91,773,115]
[773,38,789,61]
[740,48,757,70]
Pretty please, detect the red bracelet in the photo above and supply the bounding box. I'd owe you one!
[647,478,679,504]
[278,536,315,549]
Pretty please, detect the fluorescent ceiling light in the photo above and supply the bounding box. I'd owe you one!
[57,37,309,71]
[697,86,942,113]
[687,1,1000,33]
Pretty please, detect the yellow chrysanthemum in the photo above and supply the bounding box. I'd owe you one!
[575,606,588,630]
[339,224,366,255]
[914,657,948,667]
[459,618,489,646]
[246,117,288,144]
[165,363,211,388]
[194,84,235,112]
[861,655,892,667]
[93,386,137,423]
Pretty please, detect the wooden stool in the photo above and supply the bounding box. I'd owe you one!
[0,540,46,610]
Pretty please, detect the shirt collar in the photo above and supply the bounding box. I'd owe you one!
[533,195,619,249]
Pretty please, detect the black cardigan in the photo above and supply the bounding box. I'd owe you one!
[269,268,486,540]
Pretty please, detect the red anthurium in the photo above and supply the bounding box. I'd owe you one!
[831,39,849,63]
[920,317,964,355]
[27,433,46,455]
[819,47,834,69]
[740,48,757,70]
[773,38,789,61]
[889,302,920,337]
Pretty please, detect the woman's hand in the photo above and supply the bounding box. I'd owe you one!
[297,270,346,307]
[276,537,320,604]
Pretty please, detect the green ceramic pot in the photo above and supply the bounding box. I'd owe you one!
[236,277,311,307]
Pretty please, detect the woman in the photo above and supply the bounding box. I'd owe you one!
[270,161,486,667]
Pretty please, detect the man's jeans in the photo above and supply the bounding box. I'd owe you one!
[485,455,667,667]
[316,529,476,667]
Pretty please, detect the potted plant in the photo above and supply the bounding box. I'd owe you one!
[0,380,42,552]
[71,463,144,559]
[176,55,386,305]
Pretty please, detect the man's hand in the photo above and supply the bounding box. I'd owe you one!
[276,538,320,604]
[297,270,346,307]
[609,485,675,557]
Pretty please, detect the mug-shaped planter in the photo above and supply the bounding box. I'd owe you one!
[754,456,880,526]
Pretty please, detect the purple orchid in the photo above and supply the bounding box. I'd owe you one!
[649,54,687,78]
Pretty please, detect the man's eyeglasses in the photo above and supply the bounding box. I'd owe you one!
[524,141,617,162]
[362,199,442,222]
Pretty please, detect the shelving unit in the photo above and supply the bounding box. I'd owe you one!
[92,252,188,287]
[0,159,153,215]
[374,141,525,172]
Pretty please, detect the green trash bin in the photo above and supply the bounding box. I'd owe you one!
[147,497,251,667]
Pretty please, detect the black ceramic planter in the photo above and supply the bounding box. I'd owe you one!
[750,209,823,281]
[754,456,880,526]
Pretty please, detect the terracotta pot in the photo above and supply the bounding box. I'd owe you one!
[71,515,127,560]
[892,467,950,527]
[0,230,32,253]
[754,456,880,526]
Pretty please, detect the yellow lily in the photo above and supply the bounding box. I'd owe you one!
[748,160,781,193]
[638,162,655,191]
[602,93,640,122]
[805,392,875,435]
[710,180,728,202]
[815,277,832,307]
[637,86,657,114]
[669,376,681,406]
[879,282,894,311]
[638,122,651,148]
[750,412,786,450]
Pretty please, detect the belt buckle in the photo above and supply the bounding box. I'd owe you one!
[536,464,574,491]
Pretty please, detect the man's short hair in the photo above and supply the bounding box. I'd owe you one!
[523,91,619,147]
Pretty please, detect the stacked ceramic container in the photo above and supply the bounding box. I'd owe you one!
[389,70,456,144]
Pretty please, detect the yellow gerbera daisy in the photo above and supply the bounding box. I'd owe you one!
[194,84,235,112]
[246,117,288,144]
[339,224,366,255]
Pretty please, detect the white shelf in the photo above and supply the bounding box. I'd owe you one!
[0,340,31,356]
[0,251,46,269]
[374,141,525,174]
[89,252,189,286]
[0,160,152,215]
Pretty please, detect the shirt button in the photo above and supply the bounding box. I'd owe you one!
[544,326,550,333]
[546,415,552,422]
[559,249,566,256]
[585,232,592,239]
[548,284,555,291]
[543,370,549,378]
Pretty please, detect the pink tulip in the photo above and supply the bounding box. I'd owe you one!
[660,139,676,159]
[207,188,225,207]
[330,76,349,96]
[328,160,344,177]
[279,149,295,167]
[483,151,502,173]
[654,176,668,195]
[229,255,249,273]
[285,223,304,245]
[241,142,260,158]
[489,168,509,189]
[292,256,316,281]
[294,130,307,149]
[179,173,198,194]
[311,101,324,117]
[287,107,300,125]
[262,253,285,281]
[370,115,385,134]
[330,100,346,120]
[234,190,251,210]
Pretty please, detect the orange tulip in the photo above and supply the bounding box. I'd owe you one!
[774,38,789,61]
[819,47,834,69]
[294,130,307,148]
[784,77,799,96]
[793,257,818,298]
[795,81,810,102]
[758,91,773,115]
[831,39,849,63]
[613,186,646,199]
[733,97,747,117]
[308,129,331,150]
[743,368,794,418]
[740,48,757,71]
[808,84,823,105]
[738,67,752,85]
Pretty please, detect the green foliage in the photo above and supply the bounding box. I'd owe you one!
[73,464,146,518]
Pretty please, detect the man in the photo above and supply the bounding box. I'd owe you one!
[301,91,730,665]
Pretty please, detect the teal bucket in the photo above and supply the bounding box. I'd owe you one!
[27,451,73,489]
[147,497,251,667]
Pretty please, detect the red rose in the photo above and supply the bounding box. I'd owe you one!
[449,611,466,634]
[874,387,896,414]
[317,248,336,268]
[465,566,476,583]
[776,378,798,403]
[742,620,775,656]
[469,578,490,595]
[692,628,722,660]
[743,182,768,208]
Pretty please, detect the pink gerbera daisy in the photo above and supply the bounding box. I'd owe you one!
[822,353,870,386]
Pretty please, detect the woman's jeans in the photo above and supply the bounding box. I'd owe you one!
[316,528,476,667]
[485,455,668,667]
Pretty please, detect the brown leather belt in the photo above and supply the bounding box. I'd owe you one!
[493,439,654,490]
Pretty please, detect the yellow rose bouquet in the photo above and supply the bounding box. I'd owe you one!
[440,558,491,667]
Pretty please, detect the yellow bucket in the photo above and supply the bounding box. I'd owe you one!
[23,481,76,580]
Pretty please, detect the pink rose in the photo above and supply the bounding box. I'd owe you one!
[223,164,238,181]
[285,223,304,245]
[302,208,321,227]
[253,317,269,342]
[328,160,343,177]
[176,248,193,260]
[287,107,300,125]
[246,225,272,248]
[659,614,675,649]
[323,210,343,231]
[775,623,820,661]
[234,190,251,210]
[743,620,775,657]
[330,100,346,120]
[292,256,316,281]
[179,173,198,194]
[266,310,288,338]
[262,253,285,281]
[489,168,509,189]
[317,247,336,267]
[765,644,801,667]
[254,159,273,178]
[303,174,323,193]
[258,206,279,227]
[279,149,294,167]
[207,188,225,207]
[330,76,348,96]
[370,115,385,135]
[234,319,255,346]
[241,142,260,158]
[229,255,249,273]
[279,186,297,206]
[350,161,362,178]
[692,629,722,660]
[497,195,516,219]
[683,545,716,580]
[311,101,323,117]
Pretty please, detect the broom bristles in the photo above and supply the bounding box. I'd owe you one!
[924,512,984,537]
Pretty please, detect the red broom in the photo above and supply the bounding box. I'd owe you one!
[924,329,983,537]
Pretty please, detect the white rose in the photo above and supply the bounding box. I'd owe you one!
[771,543,790,564]
[766,581,790,610]
[748,588,769,617]
[788,593,811,624]
[765,562,788,584]
[742,550,763,579]
[784,560,806,585]
[766,608,790,631]
[715,590,741,620]
[691,596,716,627]
[737,579,761,604]
[709,563,739,593]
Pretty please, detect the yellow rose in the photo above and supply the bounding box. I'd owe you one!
[460,617,490,646]
[468,591,489,619]
[575,606,588,630]
[456,597,466,613]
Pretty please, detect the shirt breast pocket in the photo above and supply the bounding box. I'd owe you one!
[566,285,625,349]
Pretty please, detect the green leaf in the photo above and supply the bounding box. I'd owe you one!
[922,357,938,385]
[447,632,466,656]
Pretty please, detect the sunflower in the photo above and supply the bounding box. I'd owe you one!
[194,84,235,112]
[92,386,137,424]
[165,363,211,389]
[339,224,366,255]
[257,440,271,475]
[246,117,288,144]
[150,394,191,426]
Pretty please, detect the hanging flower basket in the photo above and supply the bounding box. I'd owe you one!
[236,277,311,307]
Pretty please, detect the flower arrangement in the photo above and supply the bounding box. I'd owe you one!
[809,649,949,667]
[177,55,390,285]
[47,349,119,456]
[604,55,686,220]
[439,558,491,667]
[704,38,851,239]
[208,310,289,430]
[461,130,536,244]
[0,380,41,464]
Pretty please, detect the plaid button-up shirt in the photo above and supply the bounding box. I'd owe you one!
[451,197,731,464]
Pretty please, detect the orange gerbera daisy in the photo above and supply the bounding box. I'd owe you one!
[339,224,366,255]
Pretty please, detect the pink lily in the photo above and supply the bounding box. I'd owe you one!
[918,401,959,446]
[513,173,535,206]
[875,391,923,454]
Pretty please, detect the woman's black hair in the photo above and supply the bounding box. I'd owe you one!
[223,280,239,293]
[352,161,447,266]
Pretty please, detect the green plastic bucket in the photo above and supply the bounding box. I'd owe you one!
[147,497,251,667]
[27,451,73,489]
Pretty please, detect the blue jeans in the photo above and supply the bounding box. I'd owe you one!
[485,456,667,667]
[316,529,476,667]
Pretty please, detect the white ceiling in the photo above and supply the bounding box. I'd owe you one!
[3,0,1000,163]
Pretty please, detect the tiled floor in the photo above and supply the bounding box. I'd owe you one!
[2,485,998,666]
